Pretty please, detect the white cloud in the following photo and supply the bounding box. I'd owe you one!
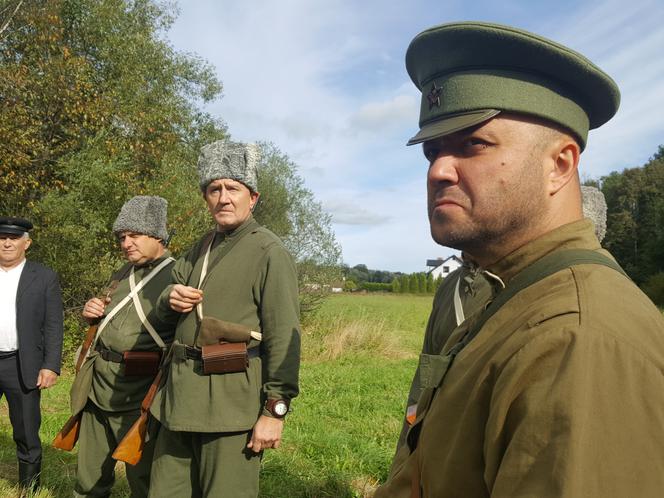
[167,0,664,272]
[324,199,392,226]
[349,94,418,132]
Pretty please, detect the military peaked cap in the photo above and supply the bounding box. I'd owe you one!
[0,217,33,236]
[405,21,620,149]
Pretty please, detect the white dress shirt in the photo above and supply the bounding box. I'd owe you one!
[0,259,26,351]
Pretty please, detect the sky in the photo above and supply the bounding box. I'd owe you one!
[166,0,664,273]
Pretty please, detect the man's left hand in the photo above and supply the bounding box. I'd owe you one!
[36,369,58,389]
[247,415,284,453]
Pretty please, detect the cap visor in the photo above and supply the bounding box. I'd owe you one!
[0,227,27,236]
[407,109,500,145]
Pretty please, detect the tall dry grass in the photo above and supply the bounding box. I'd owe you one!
[303,311,414,361]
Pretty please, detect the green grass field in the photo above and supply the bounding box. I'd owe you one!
[0,293,433,497]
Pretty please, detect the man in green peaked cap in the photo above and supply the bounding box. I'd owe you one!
[375,22,664,498]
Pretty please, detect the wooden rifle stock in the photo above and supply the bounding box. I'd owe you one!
[112,367,164,465]
[76,323,99,373]
[52,321,99,451]
[52,413,82,451]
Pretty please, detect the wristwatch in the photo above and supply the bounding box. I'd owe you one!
[264,399,289,419]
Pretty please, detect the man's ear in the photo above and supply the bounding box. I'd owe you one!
[250,191,260,211]
[547,137,580,195]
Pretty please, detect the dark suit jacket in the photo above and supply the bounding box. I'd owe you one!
[16,260,64,389]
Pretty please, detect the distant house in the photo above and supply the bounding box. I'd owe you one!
[426,255,463,279]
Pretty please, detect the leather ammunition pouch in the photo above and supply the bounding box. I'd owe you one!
[94,343,161,377]
[122,351,162,377]
[201,342,248,374]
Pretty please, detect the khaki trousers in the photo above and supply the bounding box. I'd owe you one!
[74,401,155,497]
[148,427,261,498]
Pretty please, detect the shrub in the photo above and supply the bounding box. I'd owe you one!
[641,272,664,307]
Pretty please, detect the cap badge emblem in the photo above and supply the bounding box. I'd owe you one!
[427,82,442,110]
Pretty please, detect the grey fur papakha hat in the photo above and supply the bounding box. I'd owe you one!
[405,21,620,149]
[112,195,168,241]
[581,185,607,242]
[197,141,260,192]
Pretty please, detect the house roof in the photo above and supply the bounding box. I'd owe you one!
[426,254,463,268]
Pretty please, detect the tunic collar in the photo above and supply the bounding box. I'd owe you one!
[485,219,601,285]
[215,215,259,241]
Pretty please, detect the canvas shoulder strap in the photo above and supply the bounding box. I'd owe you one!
[408,249,627,497]
[129,257,175,350]
[450,249,627,356]
[90,256,175,353]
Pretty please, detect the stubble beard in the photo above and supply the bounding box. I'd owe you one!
[429,154,547,260]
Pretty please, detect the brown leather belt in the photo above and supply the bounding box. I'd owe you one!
[94,342,124,363]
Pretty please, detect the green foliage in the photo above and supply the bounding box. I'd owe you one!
[417,273,426,293]
[641,272,664,307]
[601,148,664,284]
[0,1,341,358]
[254,142,342,314]
[342,264,402,285]
[426,273,435,293]
[343,279,358,292]
[0,0,224,210]
[399,275,409,293]
[386,272,438,295]
[360,282,392,292]
[408,275,418,293]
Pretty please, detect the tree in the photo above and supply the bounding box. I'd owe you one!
[399,275,409,293]
[391,278,401,293]
[0,0,223,214]
[426,272,435,293]
[601,149,664,284]
[253,142,342,313]
[409,274,418,294]
[2,1,340,354]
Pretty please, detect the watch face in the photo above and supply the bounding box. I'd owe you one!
[274,401,288,416]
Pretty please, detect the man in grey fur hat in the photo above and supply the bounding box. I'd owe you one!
[147,141,300,498]
[72,195,175,497]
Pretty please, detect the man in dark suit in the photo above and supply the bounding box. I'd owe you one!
[0,217,63,492]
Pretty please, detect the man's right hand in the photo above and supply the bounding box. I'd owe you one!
[169,284,203,313]
[82,297,110,324]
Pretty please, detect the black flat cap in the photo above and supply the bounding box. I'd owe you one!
[0,217,33,236]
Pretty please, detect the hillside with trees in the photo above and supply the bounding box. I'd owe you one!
[597,146,664,306]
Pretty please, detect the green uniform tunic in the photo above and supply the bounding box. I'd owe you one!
[376,220,664,498]
[149,216,300,497]
[74,252,175,498]
[89,252,176,411]
[390,263,492,466]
